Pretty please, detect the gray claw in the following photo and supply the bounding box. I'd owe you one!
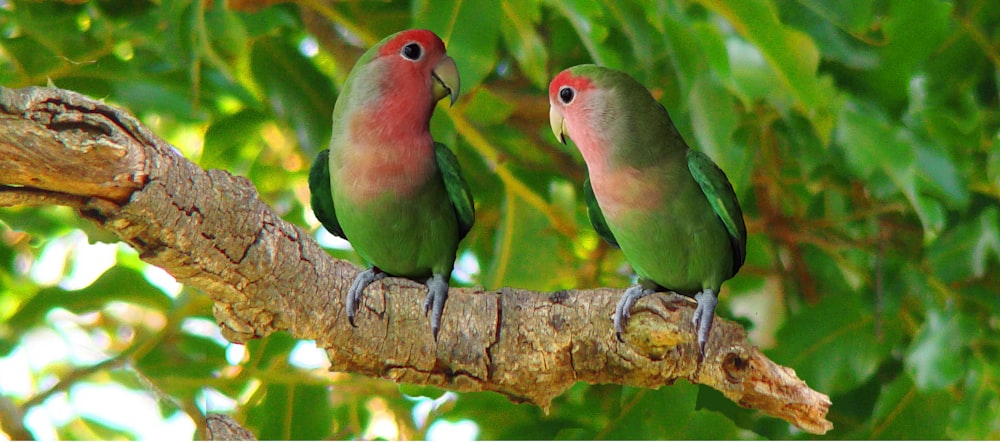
[614,284,655,342]
[424,273,450,341]
[692,290,718,355]
[346,268,385,327]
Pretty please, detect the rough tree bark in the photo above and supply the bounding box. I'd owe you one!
[0,86,833,435]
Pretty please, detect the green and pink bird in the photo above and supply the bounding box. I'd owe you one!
[308,29,474,340]
[548,65,747,354]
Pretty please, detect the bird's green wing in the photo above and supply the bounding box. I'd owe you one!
[687,149,747,272]
[584,177,619,248]
[434,143,475,239]
[308,149,347,240]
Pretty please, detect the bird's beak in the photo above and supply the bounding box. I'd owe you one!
[432,55,460,106]
[549,105,567,144]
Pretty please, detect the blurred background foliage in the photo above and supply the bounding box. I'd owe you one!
[1,0,999,439]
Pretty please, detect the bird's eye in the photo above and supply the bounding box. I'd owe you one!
[559,86,576,104]
[401,42,423,61]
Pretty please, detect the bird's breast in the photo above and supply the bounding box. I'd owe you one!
[333,138,437,203]
[590,166,667,221]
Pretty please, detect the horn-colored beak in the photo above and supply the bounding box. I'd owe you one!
[432,55,460,106]
[549,105,567,144]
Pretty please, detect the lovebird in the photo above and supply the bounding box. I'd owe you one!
[308,29,474,340]
[548,65,746,354]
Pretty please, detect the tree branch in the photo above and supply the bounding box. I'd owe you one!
[0,86,832,435]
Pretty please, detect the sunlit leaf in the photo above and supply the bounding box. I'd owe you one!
[202,108,271,170]
[699,0,823,110]
[250,36,335,155]
[904,309,976,390]
[7,267,171,333]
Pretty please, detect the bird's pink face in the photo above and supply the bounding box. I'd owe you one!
[349,29,461,149]
[549,69,613,169]
[376,29,460,110]
[548,70,596,144]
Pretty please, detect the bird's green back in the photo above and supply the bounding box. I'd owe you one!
[434,142,475,240]
[686,149,747,274]
[308,149,346,239]
[583,177,619,248]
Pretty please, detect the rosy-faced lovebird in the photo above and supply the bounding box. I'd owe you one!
[548,65,746,354]
[308,29,474,340]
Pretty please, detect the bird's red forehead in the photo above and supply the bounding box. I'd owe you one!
[378,29,446,57]
[549,70,595,102]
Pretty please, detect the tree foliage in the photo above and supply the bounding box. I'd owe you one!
[1,0,998,439]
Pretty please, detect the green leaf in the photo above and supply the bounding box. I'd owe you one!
[989,148,1000,199]
[835,99,913,179]
[835,98,950,241]
[111,80,199,118]
[246,331,299,369]
[247,383,335,440]
[688,74,750,195]
[603,3,661,73]
[724,38,790,106]
[7,266,171,332]
[870,373,952,439]
[699,0,823,110]
[136,332,227,380]
[601,386,695,439]
[201,108,271,170]
[860,0,952,106]
[480,173,576,291]
[904,309,976,390]
[499,0,548,88]
[2,35,65,83]
[439,391,545,440]
[463,88,516,127]
[78,416,139,440]
[399,383,449,400]
[602,384,749,439]
[547,0,621,68]
[926,207,1000,282]
[412,0,502,90]
[947,354,1000,439]
[0,207,84,240]
[776,0,879,70]
[914,141,969,210]
[690,22,732,83]
[655,10,706,96]
[768,292,891,395]
[205,6,249,64]
[792,0,873,33]
[250,36,335,154]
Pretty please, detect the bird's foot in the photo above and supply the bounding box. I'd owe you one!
[614,284,656,342]
[692,290,718,356]
[423,274,450,341]
[346,268,385,327]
